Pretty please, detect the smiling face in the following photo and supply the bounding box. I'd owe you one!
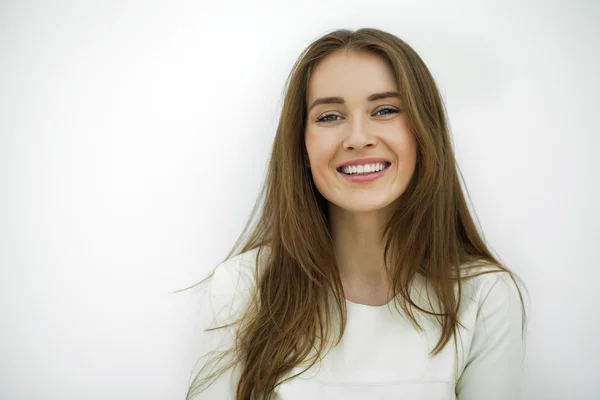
[304,50,418,214]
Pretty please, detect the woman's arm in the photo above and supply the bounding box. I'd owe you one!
[456,272,526,399]
[187,261,246,400]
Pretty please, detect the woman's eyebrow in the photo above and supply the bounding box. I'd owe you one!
[308,91,400,112]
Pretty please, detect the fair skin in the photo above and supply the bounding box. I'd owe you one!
[304,50,418,306]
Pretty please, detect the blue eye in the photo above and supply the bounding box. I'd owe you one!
[315,107,399,123]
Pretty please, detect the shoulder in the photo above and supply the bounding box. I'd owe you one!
[206,246,269,322]
[457,260,526,340]
[210,248,261,299]
[412,260,525,326]
[459,260,524,309]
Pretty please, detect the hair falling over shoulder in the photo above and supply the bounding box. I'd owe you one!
[183,27,528,400]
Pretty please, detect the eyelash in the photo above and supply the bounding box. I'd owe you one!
[315,106,400,123]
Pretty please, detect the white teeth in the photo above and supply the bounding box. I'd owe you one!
[341,162,388,175]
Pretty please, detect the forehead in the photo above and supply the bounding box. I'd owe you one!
[306,50,398,102]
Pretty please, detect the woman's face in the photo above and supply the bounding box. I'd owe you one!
[304,50,418,213]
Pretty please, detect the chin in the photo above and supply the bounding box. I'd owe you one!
[330,197,398,213]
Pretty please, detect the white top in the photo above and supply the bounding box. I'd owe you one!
[188,248,525,400]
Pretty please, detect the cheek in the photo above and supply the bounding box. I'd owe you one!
[305,131,336,165]
[391,121,417,157]
[380,133,414,161]
[401,133,417,159]
[399,136,418,179]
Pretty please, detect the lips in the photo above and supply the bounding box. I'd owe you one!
[336,161,391,183]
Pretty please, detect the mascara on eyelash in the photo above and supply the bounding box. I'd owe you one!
[316,107,399,122]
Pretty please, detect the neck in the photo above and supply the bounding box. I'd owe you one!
[328,203,394,292]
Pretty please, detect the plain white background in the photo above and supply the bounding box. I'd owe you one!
[1,0,598,398]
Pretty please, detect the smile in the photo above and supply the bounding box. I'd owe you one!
[336,162,391,183]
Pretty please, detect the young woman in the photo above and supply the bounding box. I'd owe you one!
[185,27,527,400]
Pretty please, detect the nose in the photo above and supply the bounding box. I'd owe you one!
[342,115,377,150]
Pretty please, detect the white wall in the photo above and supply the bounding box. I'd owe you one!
[1,0,598,398]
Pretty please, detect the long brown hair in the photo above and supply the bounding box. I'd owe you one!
[183,27,527,400]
